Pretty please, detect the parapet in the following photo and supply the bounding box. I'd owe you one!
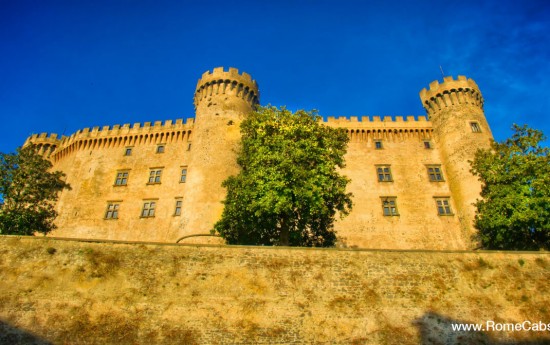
[419,76,483,116]
[194,67,260,108]
[29,118,196,163]
[24,132,63,147]
[322,115,430,129]
[23,133,63,159]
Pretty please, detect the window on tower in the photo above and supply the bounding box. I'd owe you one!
[435,197,453,216]
[381,197,399,216]
[376,165,393,182]
[427,165,444,181]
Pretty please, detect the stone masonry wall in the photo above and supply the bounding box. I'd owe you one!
[0,236,548,344]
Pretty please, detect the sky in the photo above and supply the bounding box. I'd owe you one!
[1,0,549,153]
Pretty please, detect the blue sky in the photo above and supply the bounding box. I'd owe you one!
[1,0,549,153]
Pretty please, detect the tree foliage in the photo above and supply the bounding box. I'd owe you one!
[0,144,71,235]
[213,106,353,247]
[470,124,550,250]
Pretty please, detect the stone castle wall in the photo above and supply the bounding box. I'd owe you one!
[0,236,548,344]
[24,69,494,249]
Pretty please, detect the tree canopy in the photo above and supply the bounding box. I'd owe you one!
[470,124,550,250]
[213,106,353,247]
[0,144,71,235]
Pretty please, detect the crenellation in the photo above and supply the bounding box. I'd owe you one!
[194,67,260,110]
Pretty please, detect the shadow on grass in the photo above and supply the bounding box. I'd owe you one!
[0,320,52,345]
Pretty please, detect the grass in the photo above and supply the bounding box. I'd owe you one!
[1,236,549,344]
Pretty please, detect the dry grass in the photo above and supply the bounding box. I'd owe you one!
[1,237,549,344]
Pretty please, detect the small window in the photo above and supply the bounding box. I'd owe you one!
[180,168,188,183]
[435,197,453,216]
[174,199,182,216]
[141,201,156,218]
[114,171,129,186]
[427,165,444,181]
[124,148,132,156]
[470,122,482,133]
[148,169,162,184]
[157,145,165,153]
[381,197,398,216]
[374,140,383,149]
[105,203,120,219]
[424,141,432,149]
[187,143,192,151]
[376,165,393,182]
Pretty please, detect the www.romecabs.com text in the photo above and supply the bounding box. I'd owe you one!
[452,321,550,332]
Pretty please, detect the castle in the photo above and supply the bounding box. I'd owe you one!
[25,67,493,250]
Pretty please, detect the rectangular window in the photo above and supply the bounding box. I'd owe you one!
[114,171,129,186]
[148,169,162,184]
[435,197,453,216]
[105,203,120,219]
[376,165,393,182]
[174,199,182,216]
[124,147,132,156]
[427,165,444,181]
[424,141,432,149]
[374,140,383,149]
[180,167,188,183]
[470,122,482,133]
[381,197,398,216]
[141,201,156,218]
[187,143,192,151]
[156,145,165,153]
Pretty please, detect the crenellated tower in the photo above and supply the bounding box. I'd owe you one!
[181,67,259,237]
[420,76,493,247]
[23,133,62,159]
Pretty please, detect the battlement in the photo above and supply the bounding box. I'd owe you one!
[25,118,196,163]
[194,67,259,108]
[321,115,433,142]
[71,118,195,138]
[24,132,62,145]
[323,115,428,124]
[197,67,258,89]
[419,76,483,116]
[322,115,432,130]
[23,133,63,158]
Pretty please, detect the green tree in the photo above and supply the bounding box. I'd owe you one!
[213,106,353,247]
[0,144,71,235]
[470,124,550,250]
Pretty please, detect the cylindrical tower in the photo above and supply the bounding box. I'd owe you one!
[181,67,259,238]
[23,133,61,159]
[419,76,493,248]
